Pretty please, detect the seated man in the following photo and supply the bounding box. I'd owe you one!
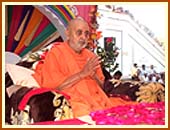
[33,18,134,118]
[113,70,122,80]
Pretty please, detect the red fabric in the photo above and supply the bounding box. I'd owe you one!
[6,6,23,51]
[32,16,50,41]
[16,44,25,54]
[14,8,43,54]
[109,94,132,101]
[18,88,70,110]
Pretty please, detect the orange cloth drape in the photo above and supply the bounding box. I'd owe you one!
[33,42,136,117]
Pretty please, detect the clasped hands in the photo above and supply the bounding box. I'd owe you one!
[79,56,102,79]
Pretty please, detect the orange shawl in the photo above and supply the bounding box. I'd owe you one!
[33,42,136,117]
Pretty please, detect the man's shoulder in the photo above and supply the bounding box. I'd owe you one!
[50,42,66,51]
[47,42,66,56]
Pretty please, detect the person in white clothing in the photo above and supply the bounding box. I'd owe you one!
[139,64,148,82]
[131,63,139,80]
[147,65,157,82]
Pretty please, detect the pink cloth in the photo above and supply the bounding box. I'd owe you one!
[75,5,91,23]
[90,102,165,125]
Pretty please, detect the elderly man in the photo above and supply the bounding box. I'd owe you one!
[33,18,134,117]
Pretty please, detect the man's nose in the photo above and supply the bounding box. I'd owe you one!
[81,34,88,40]
[80,34,86,40]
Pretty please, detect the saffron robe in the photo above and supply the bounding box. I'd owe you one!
[33,42,135,117]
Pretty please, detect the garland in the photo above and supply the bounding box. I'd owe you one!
[90,102,165,125]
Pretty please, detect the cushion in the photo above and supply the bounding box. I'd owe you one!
[5,64,40,88]
[5,51,21,64]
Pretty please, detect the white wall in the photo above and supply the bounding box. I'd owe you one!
[97,6,165,77]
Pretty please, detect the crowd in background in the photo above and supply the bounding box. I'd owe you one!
[130,63,165,84]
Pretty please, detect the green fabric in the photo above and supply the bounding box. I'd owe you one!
[49,5,68,26]
[20,23,57,57]
[6,5,13,50]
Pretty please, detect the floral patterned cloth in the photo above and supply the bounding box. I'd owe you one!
[7,87,73,125]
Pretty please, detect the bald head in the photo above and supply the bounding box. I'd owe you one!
[67,17,89,31]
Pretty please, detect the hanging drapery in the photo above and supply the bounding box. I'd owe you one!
[20,24,57,57]
[6,5,12,37]
[31,16,50,41]
[74,5,91,23]
[14,11,30,42]
[5,5,97,57]
[11,5,34,52]
[5,6,8,37]
[14,8,43,54]
[31,31,60,53]
[6,5,24,51]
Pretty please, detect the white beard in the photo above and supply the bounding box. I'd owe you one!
[77,41,87,49]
